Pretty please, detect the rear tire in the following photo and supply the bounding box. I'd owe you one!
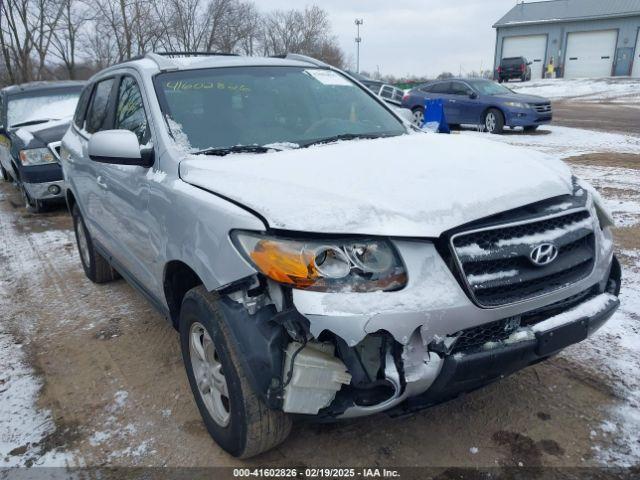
[484,108,505,134]
[411,107,424,127]
[180,286,292,458]
[71,204,119,283]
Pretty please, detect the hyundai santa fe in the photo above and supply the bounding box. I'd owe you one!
[61,52,621,458]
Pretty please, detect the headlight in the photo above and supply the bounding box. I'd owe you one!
[504,101,529,109]
[573,175,615,228]
[232,232,407,293]
[19,148,56,166]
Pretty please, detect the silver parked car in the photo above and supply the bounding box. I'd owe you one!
[61,52,621,458]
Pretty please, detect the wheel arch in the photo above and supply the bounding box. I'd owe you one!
[65,187,77,214]
[163,260,205,329]
[481,106,506,126]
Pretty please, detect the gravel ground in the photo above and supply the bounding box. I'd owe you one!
[0,125,639,472]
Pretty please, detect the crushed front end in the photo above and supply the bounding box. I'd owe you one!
[223,190,620,419]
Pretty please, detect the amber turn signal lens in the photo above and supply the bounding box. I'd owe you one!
[249,239,318,288]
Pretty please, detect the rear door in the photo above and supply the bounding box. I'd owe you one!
[97,73,156,292]
[67,78,117,246]
[426,82,457,123]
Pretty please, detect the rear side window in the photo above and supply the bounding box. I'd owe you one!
[430,82,450,94]
[73,86,92,128]
[115,76,150,144]
[86,79,114,133]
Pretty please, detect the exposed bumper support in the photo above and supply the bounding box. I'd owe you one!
[387,293,619,417]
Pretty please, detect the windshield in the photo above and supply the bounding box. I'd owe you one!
[7,89,81,128]
[466,80,514,96]
[154,66,406,152]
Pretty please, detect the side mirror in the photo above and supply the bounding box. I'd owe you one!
[469,92,478,99]
[88,130,152,167]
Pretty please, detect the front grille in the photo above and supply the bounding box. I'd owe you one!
[450,209,596,307]
[451,286,599,353]
[533,102,552,114]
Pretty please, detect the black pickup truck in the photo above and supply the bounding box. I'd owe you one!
[0,81,84,211]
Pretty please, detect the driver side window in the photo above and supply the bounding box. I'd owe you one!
[450,82,472,96]
[115,76,150,145]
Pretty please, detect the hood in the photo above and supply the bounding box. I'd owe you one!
[492,92,548,103]
[180,133,573,237]
[10,118,72,149]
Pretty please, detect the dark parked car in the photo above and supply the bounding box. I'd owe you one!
[0,81,84,211]
[497,56,532,83]
[401,78,552,134]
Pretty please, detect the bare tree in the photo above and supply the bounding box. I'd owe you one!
[0,1,346,84]
[50,0,87,79]
[260,6,344,67]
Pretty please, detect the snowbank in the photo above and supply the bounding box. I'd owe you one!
[510,78,640,103]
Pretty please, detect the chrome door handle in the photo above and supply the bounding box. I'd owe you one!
[96,176,107,190]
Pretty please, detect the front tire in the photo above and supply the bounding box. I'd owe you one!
[71,204,119,283]
[484,108,504,134]
[180,286,292,458]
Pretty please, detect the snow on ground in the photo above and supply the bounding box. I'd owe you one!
[510,78,640,103]
[0,333,72,466]
[563,248,640,466]
[462,125,640,159]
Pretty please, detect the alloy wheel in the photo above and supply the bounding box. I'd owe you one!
[485,112,496,133]
[412,109,424,127]
[190,322,231,427]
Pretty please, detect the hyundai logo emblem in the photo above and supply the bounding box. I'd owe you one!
[529,243,559,267]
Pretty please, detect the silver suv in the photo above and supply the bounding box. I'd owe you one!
[61,52,621,458]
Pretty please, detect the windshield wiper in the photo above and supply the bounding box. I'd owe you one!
[192,145,282,156]
[10,118,57,128]
[301,133,394,148]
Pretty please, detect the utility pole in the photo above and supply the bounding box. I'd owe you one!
[355,19,363,73]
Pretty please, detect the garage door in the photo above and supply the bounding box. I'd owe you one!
[632,30,640,77]
[502,35,547,79]
[564,30,617,79]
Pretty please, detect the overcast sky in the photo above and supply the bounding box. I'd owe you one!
[257,0,522,77]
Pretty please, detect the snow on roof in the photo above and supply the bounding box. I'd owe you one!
[494,0,640,27]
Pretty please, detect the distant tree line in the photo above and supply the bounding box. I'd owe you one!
[0,0,345,86]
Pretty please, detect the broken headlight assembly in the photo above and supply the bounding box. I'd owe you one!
[572,175,615,229]
[232,231,407,292]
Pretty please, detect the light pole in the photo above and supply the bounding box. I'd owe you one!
[355,19,363,73]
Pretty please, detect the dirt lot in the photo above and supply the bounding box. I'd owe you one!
[1,119,639,472]
[552,101,640,136]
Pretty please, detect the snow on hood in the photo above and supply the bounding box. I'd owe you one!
[179,133,573,237]
[13,117,72,149]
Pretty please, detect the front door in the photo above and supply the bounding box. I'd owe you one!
[98,74,156,293]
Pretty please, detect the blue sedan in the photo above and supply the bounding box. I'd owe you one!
[401,78,552,134]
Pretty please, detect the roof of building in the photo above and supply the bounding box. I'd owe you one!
[494,0,640,27]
